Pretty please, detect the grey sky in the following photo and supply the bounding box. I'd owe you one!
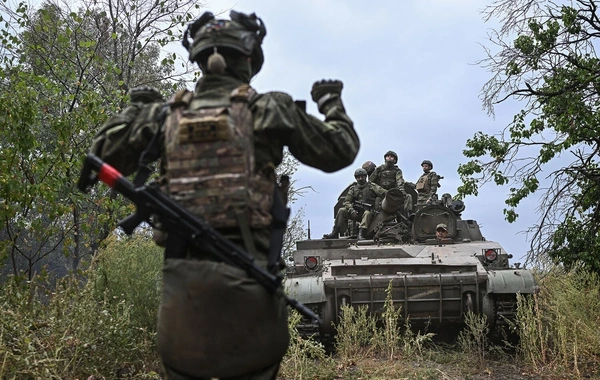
[186,0,538,263]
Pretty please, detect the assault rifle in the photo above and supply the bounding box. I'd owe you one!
[77,154,320,324]
[353,200,373,212]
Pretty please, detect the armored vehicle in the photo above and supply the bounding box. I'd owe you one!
[284,189,538,342]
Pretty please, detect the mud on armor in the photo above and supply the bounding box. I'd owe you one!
[164,85,274,228]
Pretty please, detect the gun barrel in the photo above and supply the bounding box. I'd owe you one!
[381,188,404,213]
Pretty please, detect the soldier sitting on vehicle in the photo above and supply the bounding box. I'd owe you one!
[362,160,376,177]
[370,150,413,218]
[323,168,386,240]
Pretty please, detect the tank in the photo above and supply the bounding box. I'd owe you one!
[284,190,538,342]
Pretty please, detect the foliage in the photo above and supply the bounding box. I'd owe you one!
[280,311,336,380]
[458,311,490,367]
[458,0,600,271]
[0,0,202,277]
[0,234,162,379]
[277,148,308,259]
[516,269,600,375]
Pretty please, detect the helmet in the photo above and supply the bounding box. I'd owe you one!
[362,161,376,176]
[383,150,398,164]
[421,160,433,169]
[354,168,368,177]
[128,86,164,103]
[436,223,448,231]
[182,11,266,77]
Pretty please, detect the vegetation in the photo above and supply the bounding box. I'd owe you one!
[0,0,306,279]
[0,0,201,279]
[458,0,600,273]
[2,238,597,379]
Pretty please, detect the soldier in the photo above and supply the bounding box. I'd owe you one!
[323,168,386,240]
[436,223,448,240]
[362,160,376,177]
[415,160,440,209]
[370,150,409,215]
[90,10,359,380]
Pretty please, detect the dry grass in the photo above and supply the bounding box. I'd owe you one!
[1,236,599,379]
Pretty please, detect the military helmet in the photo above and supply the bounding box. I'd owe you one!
[436,223,448,231]
[354,168,368,177]
[421,159,433,169]
[384,150,398,164]
[362,161,376,176]
[182,10,266,77]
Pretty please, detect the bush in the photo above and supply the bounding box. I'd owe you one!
[516,268,600,375]
[0,233,162,379]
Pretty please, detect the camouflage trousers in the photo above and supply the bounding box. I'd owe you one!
[334,208,374,233]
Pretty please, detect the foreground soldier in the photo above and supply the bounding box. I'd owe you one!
[90,10,359,380]
[416,159,440,209]
[323,168,386,240]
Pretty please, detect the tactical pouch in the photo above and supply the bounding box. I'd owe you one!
[157,259,289,378]
[416,180,426,191]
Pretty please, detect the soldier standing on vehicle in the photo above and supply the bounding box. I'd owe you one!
[370,150,410,215]
[415,160,440,210]
[90,10,359,380]
[323,168,386,240]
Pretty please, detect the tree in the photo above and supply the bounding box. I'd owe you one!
[0,0,202,278]
[458,0,600,272]
[276,149,309,260]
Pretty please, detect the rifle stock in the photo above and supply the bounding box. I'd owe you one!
[78,153,320,324]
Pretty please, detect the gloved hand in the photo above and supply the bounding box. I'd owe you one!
[311,79,343,105]
[350,209,359,218]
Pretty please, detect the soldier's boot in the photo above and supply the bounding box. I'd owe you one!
[322,226,340,239]
[357,228,367,241]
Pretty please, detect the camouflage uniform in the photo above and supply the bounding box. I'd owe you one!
[370,151,409,214]
[332,181,386,235]
[371,164,406,191]
[91,11,358,380]
[416,160,440,208]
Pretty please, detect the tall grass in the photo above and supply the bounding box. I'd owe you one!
[0,234,162,379]
[516,268,600,376]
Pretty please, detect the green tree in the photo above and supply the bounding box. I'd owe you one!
[276,149,309,260]
[458,0,600,272]
[0,0,202,278]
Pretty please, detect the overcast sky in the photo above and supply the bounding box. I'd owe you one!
[190,0,539,264]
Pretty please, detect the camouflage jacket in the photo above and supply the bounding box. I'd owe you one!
[343,182,386,212]
[369,164,406,193]
[90,74,359,255]
[92,75,358,176]
[415,171,439,195]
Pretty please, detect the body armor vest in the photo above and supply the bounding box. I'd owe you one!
[416,172,432,192]
[164,85,274,229]
[357,183,375,206]
[377,166,398,190]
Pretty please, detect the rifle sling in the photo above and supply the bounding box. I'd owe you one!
[235,209,259,259]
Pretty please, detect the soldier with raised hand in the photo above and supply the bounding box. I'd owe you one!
[90,10,359,380]
[323,168,386,240]
[416,160,440,209]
